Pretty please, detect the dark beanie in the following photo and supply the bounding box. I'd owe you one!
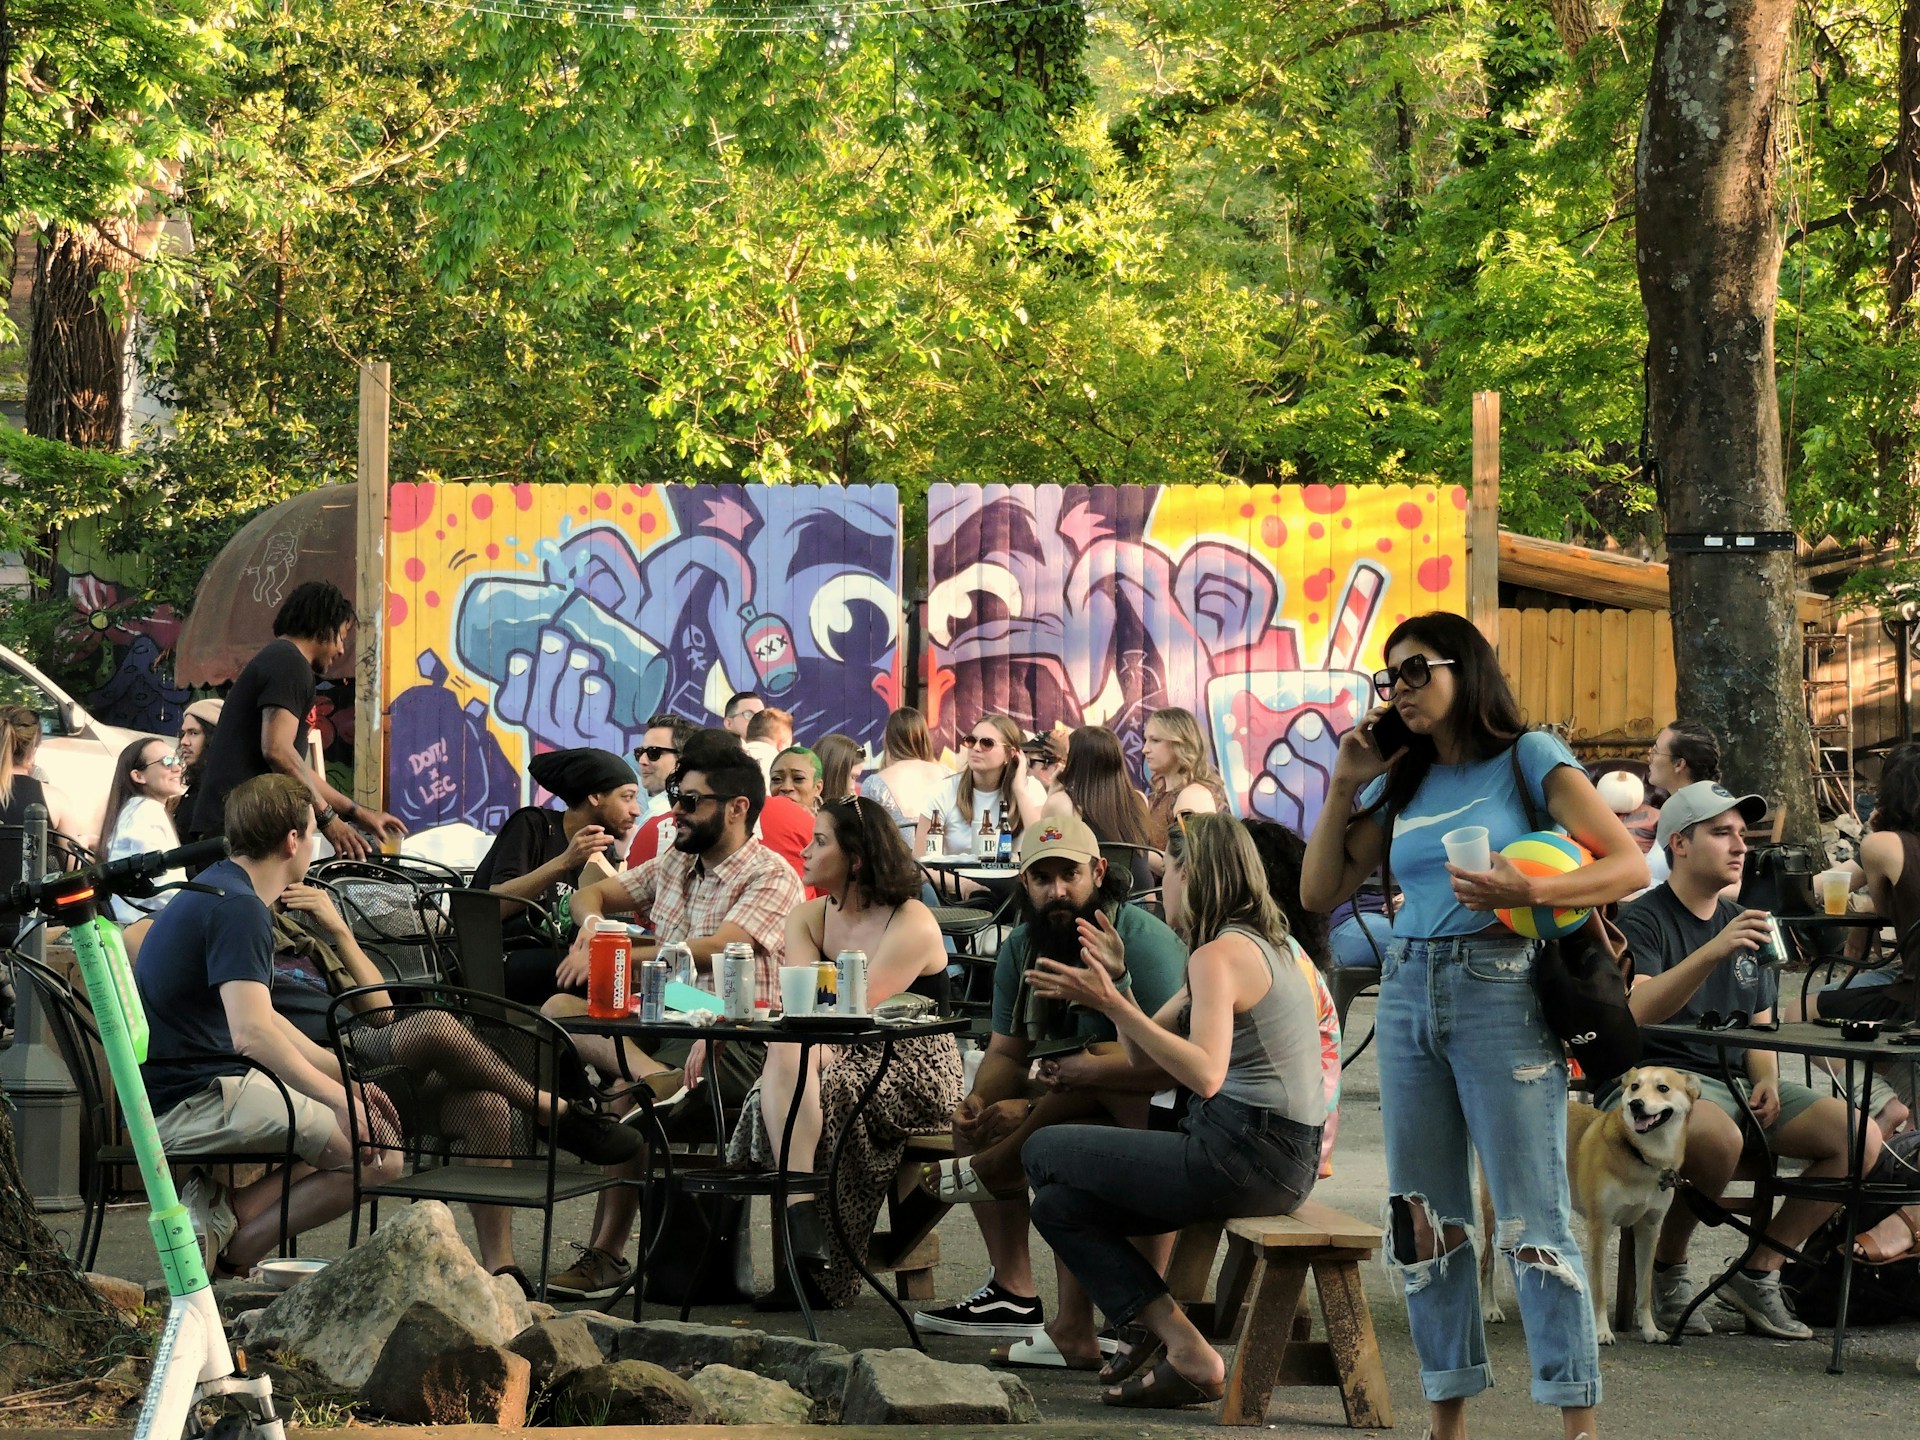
[528,747,637,807]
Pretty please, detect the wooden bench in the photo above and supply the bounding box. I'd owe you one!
[1168,1200,1392,1428]
[866,1133,954,1300]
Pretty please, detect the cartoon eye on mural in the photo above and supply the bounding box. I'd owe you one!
[383,482,902,832]
[924,483,1468,835]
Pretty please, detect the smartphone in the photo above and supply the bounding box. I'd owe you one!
[1367,708,1414,759]
[1029,1035,1092,1062]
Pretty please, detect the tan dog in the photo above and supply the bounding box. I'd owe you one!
[1567,1066,1699,1344]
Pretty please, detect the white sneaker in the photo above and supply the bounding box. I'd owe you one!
[1721,1268,1813,1340]
[179,1171,237,1271]
[1651,1262,1713,1336]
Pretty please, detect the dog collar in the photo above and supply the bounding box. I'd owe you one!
[1657,1168,1679,1191]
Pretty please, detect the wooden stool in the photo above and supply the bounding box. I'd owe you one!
[868,1133,954,1300]
[1168,1200,1392,1429]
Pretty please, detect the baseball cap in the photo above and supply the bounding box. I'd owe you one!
[1655,781,1767,848]
[1017,815,1101,871]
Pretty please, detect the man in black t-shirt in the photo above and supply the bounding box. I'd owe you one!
[188,581,404,859]
[472,747,641,1003]
[1618,781,1884,1341]
[140,775,403,1275]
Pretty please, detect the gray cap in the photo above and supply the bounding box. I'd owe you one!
[1655,781,1767,849]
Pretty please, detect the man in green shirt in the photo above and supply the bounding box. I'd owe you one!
[915,816,1188,1346]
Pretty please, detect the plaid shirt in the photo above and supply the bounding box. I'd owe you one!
[616,838,801,1006]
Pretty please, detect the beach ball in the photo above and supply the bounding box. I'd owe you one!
[1494,830,1594,939]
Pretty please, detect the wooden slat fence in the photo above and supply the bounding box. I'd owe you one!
[1498,607,1675,743]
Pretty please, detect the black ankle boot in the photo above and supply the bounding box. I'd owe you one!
[752,1263,829,1312]
[784,1199,830,1266]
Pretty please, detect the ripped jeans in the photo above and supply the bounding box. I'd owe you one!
[1377,934,1599,1409]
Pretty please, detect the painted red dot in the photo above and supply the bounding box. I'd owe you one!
[1308,612,1320,625]
[639,513,657,534]
[1302,485,1346,514]
[1377,538,1393,553]
[594,492,613,511]
[513,483,534,511]
[1341,517,1353,530]
[1261,515,1286,547]
[622,503,634,515]
[576,506,588,518]
[1309,522,1325,540]
[1303,568,1335,603]
[486,543,500,560]
[635,484,654,497]
[389,481,437,534]
[425,590,441,608]
[434,530,445,541]
[404,557,426,583]
[1418,555,1454,593]
[1397,502,1423,530]
[1426,491,1437,503]
[1395,613,1407,624]
[1422,534,1431,544]
[445,513,458,528]
[472,494,494,520]
[1451,486,1469,511]
[387,594,408,627]
[1239,502,1256,519]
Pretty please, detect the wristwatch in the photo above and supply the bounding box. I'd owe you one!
[315,806,339,828]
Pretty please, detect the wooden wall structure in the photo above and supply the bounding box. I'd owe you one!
[1497,606,1676,750]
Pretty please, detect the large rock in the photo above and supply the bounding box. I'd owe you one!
[84,1274,147,1320]
[840,1348,1020,1425]
[612,1318,765,1371]
[243,1202,530,1386]
[358,1301,531,1426]
[571,1310,640,1360]
[555,1360,709,1426]
[997,1373,1040,1424]
[687,1363,814,1425]
[507,1316,603,1391]
[758,1333,851,1400]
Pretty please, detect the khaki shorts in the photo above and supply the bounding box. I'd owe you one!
[158,1071,340,1169]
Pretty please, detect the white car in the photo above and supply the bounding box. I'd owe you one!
[0,641,163,855]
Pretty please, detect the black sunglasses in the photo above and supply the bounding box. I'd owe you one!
[1371,655,1458,701]
[669,787,736,814]
[635,745,678,762]
[1694,1010,1779,1033]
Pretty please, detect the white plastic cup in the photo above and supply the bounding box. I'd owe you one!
[779,966,816,1018]
[1817,868,1851,916]
[1442,826,1492,873]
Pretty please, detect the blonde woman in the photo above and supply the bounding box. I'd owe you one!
[1022,814,1324,1403]
[915,714,1045,857]
[0,704,79,847]
[1142,709,1230,874]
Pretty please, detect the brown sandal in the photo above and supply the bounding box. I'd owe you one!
[1851,1205,1920,1264]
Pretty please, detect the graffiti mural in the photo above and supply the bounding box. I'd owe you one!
[60,522,191,734]
[384,483,903,832]
[924,484,1469,834]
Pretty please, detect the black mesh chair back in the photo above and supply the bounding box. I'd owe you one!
[429,889,556,997]
[1098,842,1155,902]
[10,951,298,1268]
[325,982,624,1298]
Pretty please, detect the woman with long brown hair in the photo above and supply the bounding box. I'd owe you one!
[814,732,866,804]
[1042,726,1156,892]
[862,706,951,843]
[99,736,187,940]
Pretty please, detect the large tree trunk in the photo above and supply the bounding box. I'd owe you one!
[1892,0,1920,325]
[1637,1,1819,843]
[0,1103,124,1395]
[23,223,134,588]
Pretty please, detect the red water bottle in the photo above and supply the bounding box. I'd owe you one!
[588,926,632,1019]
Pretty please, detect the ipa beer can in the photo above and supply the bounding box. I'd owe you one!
[720,943,756,1020]
[815,959,839,1014]
[836,949,869,1016]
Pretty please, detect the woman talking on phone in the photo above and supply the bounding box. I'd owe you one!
[1300,613,1645,1440]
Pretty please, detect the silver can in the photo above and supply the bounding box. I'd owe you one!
[720,942,756,1020]
[836,949,870,1016]
[637,959,668,1022]
[1760,914,1790,970]
[659,940,698,989]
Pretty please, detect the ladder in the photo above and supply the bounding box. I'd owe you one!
[1803,630,1855,818]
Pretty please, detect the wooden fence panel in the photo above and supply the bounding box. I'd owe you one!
[1499,606,1675,744]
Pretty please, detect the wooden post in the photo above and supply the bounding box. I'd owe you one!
[1468,390,1501,645]
[354,361,390,819]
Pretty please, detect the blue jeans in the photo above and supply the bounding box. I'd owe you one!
[1025,1095,1320,1328]
[1377,934,1599,1410]
[1329,911,1393,968]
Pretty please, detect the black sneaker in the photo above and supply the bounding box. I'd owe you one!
[915,1275,1044,1338]
[553,1107,645,1166]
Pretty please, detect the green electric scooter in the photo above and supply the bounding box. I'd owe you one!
[7,838,285,1440]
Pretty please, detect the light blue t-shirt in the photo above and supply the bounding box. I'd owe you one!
[1357,730,1580,939]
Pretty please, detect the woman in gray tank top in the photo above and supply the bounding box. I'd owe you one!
[1021,813,1323,1408]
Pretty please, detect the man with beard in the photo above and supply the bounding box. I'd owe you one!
[471,746,642,1004]
[915,817,1186,1343]
[187,580,404,859]
[541,729,803,1298]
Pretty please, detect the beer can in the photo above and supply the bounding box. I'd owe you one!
[720,943,756,1020]
[637,959,668,1022]
[836,948,870,1016]
[815,959,839,1014]
[1761,914,1789,970]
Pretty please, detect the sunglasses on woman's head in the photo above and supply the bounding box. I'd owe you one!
[1371,655,1458,700]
